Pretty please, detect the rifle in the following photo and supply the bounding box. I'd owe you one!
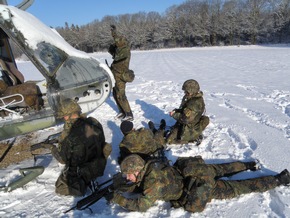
[105,59,111,69]
[0,138,16,163]
[30,132,61,152]
[64,178,113,213]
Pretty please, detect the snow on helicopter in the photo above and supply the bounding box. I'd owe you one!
[0,1,114,141]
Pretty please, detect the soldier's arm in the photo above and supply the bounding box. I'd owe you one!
[113,46,130,62]
[178,99,204,125]
[111,182,163,212]
[50,144,66,164]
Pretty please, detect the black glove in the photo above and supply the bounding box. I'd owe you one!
[105,191,114,202]
[112,172,127,190]
[110,24,116,31]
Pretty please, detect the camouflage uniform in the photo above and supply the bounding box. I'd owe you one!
[111,158,184,212]
[52,99,112,196]
[167,80,209,144]
[109,26,133,118]
[171,156,283,213]
[109,155,288,213]
[119,127,165,161]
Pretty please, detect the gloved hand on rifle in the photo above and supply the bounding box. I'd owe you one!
[112,172,127,190]
[112,172,137,192]
[30,132,60,152]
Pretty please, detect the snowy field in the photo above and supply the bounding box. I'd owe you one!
[1,45,290,218]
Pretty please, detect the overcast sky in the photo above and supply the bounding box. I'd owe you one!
[8,0,185,28]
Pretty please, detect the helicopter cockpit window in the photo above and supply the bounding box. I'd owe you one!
[34,42,67,76]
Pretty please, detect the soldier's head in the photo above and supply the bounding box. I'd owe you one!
[182,79,200,96]
[120,120,133,135]
[120,154,145,182]
[57,98,82,121]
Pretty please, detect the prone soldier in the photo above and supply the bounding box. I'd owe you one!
[106,154,290,213]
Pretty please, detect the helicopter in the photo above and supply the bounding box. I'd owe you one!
[0,1,114,141]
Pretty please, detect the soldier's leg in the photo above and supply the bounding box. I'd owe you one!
[200,115,210,131]
[211,161,258,179]
[212,175,279,199]
[180,161,257,181]
[116,79,133,119]
[154,129,166,147]
[113,85,124,114]
[181,126,200,142]
[166,127,178,144]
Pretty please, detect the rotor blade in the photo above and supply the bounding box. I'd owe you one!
[0,0,8,5]
[16,0,35,11]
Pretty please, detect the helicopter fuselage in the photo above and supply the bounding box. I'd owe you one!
[0,5,114,141]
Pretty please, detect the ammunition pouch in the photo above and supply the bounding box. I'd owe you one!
[121,69,135,83]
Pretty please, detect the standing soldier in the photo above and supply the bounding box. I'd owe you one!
[49,98,112,196]
[166,79,209,145]
[106,154,290,213]
[108,25,133,121]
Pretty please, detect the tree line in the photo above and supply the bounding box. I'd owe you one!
[56,0,290,52]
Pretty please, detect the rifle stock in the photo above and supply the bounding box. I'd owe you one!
[30,132,61,152]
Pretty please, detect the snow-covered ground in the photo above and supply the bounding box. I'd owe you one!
[1,45,290,218]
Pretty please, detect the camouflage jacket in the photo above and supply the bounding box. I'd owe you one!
[119,128,165,160]
[112,159,184,212]
[110,35,131,75]
[51,117,111,183]
[172,92,205,128]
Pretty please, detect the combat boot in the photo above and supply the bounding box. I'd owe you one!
[192,135,204,146]
[244,160,261,171]
[148,121,157,133]
[159,119,166,130]
[275,169,290,186]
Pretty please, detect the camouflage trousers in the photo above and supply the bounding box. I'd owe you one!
[167,115,209,144]
[204,162,278,199]
[112,72,132,114]
[172,161,279,213]
[55,168,86,197]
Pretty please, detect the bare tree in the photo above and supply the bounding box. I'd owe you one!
[243,0,269,44]
[270,0,290,42]
[55,0,290,51]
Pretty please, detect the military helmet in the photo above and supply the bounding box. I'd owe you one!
[120,154,145,174]
[182,79,200,95]
[57,98,82,118]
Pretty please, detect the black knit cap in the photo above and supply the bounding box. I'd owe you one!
[120,120,133,134]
